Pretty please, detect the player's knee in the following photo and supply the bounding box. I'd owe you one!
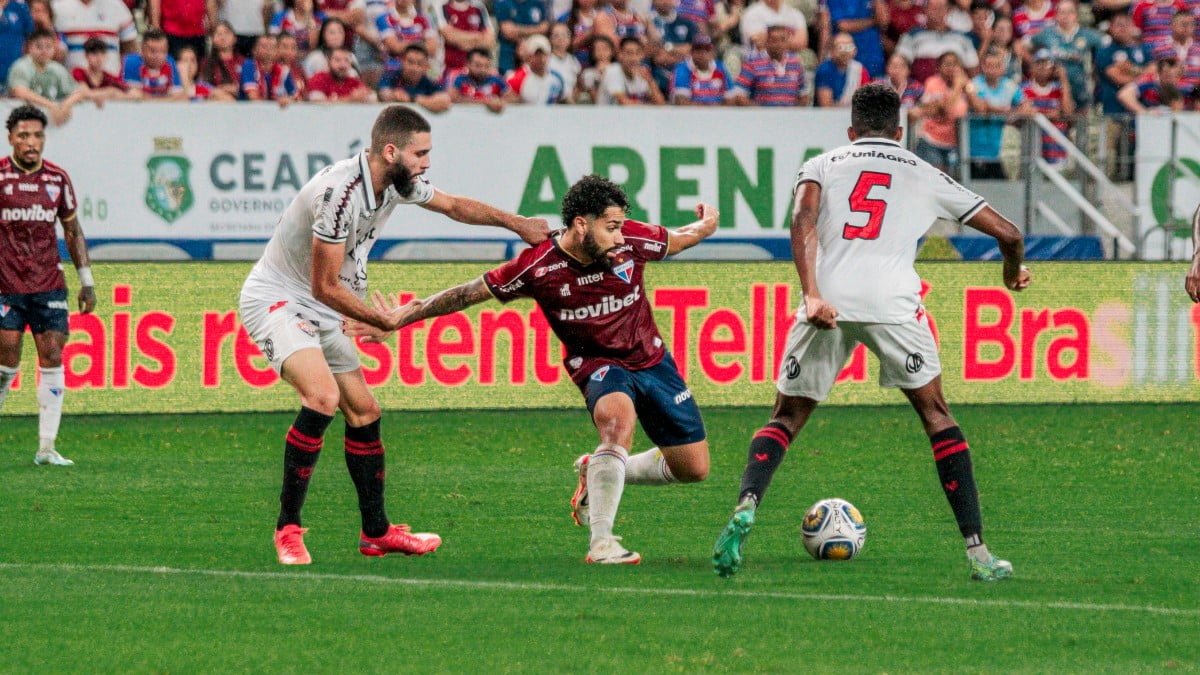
[675,459,709,483]
[593,413,635,445]
[344,400,382,427]
[302,389,340,415]
[37,346,64,367]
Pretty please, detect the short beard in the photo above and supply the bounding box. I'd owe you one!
[582,230,612,268]
[385,161,417,198]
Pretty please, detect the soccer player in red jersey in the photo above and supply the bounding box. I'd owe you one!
[0,105,96,467]
[349,175,720,564]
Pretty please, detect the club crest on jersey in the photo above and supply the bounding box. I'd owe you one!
[45,183,60,202]
[0,304,8,317]
[144,136,194,224]
[590,365,611,382]
[612,258,634,283]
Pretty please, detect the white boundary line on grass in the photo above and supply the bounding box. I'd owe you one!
[1,562,1197,617]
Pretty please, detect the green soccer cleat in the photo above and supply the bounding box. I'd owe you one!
[970,554,1014,581]
[712,497,757,578]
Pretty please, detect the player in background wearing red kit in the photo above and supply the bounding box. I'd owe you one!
[0,105,96,466]
[348,175,720,564]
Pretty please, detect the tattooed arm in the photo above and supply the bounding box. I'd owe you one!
[345,277,495,342]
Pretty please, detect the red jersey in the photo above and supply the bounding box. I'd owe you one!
[71,67,130,91]
[440,0,491,71]
[484,221,670,385]
[0,157,78,294]
[307,71,365,99]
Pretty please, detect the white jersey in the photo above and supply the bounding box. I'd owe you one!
[795,137,986,323]
[242,150,435,323]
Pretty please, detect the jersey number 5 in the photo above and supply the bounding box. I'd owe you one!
[842,171,892,240]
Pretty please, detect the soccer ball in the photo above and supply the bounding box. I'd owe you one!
[801,498,866,561]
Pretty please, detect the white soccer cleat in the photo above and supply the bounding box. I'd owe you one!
[586,536,641,565]
[570,453,589,527]
[34,449,74,466]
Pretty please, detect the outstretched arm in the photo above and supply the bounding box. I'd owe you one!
[964,205,1031,291]
[345,278,495,342]
[791,182,838,329]
[1187,204,1200,303]
[60,214,96,313]
[665,202,720,255]
[421,188,549,245]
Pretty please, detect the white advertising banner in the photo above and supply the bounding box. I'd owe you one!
[1135,112,1200,260]
[21,102,853,243]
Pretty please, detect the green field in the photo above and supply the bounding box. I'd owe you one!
[2,404,1197,672]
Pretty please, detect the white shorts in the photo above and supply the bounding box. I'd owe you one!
[776,310,942,401]
[238,291,361,374]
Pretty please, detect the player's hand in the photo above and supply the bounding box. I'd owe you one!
[1005,264,1032,291]
[344,318,393,343]
[1186,260,1200,303]
[78,286,96,314]
[514,216,551,245]
[805,296,838,329]
[695,202,719,229]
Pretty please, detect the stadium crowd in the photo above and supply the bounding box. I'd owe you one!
[0,0,1187,173]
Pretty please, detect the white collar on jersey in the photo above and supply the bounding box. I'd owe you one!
[851,137,902,147]
[358,150,379,211]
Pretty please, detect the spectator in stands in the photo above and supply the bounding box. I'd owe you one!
[376,0,438,63]
[561,0,600,64]
[378,43,451,109]
[276,32,307,96]
[53,0,138,73]
[27,0,66,64]
[1119,57,1191,112]
[946,0,972,32]
[508,32,569,103]
[895,0,978,82]
[1149,11,1200,91]
[883,0,923,54]
[440,0,495,76]
[731,24,808,105]
[270,0,324,52]
[307,45,375,100]
[72,35,139,100]
[450,47,512,110]
[1022,49,1074,167]
[240,33,299,105]
[577,33,615,101]
[219,0,272,57]
[672,32,732,104]
[815,31,869,106]
[649,0,697,94]
[709,0,743,65]
[1131,0,1188,57]
[495,0,550,75]
[1011,0,1054,48]
[122,28,187,99]
[203,20,246,98]
[676,0,714,35]
[304,17,358,77]
[148,0,213,59]
[1029,0,1101,111]
[988,15,1022,82]
[549,22,580,100]
[7,28,94,125]
[824,0,886,77]
[876,51,923,107]
[916,50,970,174]
[596,34,665,103]
[1091,0,1133,25]
[739,0,807,52]
[1095,12,1146,179]
[966,2,992,52]
[0,0,33,95]
[967,49,1027,178]
[594,0,650,46]
[177,44,236,100]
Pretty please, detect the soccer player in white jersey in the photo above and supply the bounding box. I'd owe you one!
[712,83,1032,581]
[1187,204,1200,303]
[239,105,549,565]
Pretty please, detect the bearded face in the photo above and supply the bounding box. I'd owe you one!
[385,159,418,198]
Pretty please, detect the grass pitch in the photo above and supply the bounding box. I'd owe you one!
[1,404,1197,672]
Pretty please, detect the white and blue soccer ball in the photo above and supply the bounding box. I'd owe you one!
[801,498,866,561]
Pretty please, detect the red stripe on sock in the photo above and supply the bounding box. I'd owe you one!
[933,441,968,461]
[754,427,790,449]
[286,429,323,452]
[932,438,959,452]
[345,438,384,455]
[288,427,323,447]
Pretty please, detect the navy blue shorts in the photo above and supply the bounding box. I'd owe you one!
[582,353,706,448]
[0,289,70,335]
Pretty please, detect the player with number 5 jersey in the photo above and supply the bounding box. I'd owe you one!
[713,83,1032,582]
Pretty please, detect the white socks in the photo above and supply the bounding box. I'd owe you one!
[0,365,16,408]
[624,447,676,485]
[37,366,65,451]
[586,443,628,545]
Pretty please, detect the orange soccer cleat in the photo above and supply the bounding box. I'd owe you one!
[359,524,442,557]
[274,524,312,565]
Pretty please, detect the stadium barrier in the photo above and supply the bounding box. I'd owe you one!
[2,261,1197,414]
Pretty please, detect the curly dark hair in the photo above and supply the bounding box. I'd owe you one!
[850,83,900,139]
[6,104,48,132]
[561,174,630,226]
